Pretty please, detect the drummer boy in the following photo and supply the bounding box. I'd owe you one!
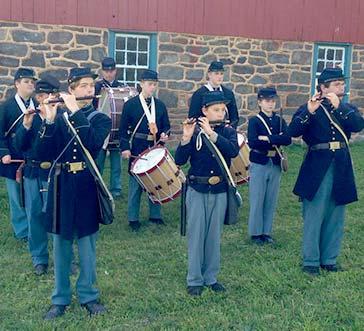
[175,91,239,296]
[247,87,291,245]
[119,69,170,232]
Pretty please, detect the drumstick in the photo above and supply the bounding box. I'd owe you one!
[131,155,148,161]
[154,129,171,146]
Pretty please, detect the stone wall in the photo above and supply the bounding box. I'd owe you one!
[1,20,363,142]
[157,32,315,137]
[0,21,108,99]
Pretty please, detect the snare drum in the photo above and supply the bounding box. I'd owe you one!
[131,146,186,204]
[98,86,138,147]
[230,132,250,185]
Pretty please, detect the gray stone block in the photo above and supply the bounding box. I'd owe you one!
[286,93,309,107]
[11,30,45,43]
[261,40,280,51]
[48,31,73,44]
[248,57,267,66]
[290,71,311,84]
[159,44,184,53]
[232,64,254,75]
[291,51,312,65]
[270,73,289,83]
[268,53,289,64]
[159,53,179,64]
[235,84,253,94]
[22,52,45,68]
[0,56,20,67]
[65,49,89,61]
[76,34,101,46]
[168,81,194,91]
[158,89,178,108]
[0,43,28,57]
[248,75,267,85]
[159,66,184,80]
[186,69,204,81]
[91,47,106,62]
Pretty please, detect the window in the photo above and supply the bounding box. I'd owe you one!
[109,32,157,87]
[312,43,352,97]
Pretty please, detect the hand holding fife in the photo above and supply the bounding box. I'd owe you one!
[182,118,196,141]
[59,93,79,114]
[43,95,60,123]
[160,132,169,142]
[1,155,11,164]
[121,150,131,159]
[23,109,36,130]
[198,117,214,136]
[325,92,340,109]
[307,92,323,114]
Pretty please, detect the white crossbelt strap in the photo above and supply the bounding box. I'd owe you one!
[15,93,35,114]
[139,94,156,124]
[204,82,222,92]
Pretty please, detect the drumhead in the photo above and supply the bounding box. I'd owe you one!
[132,147,166,174]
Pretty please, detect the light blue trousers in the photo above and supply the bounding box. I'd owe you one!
[127,175,161,222]
[186,187,227,286]
[302,163,345,267]
[23,177,49,266]
[97,149,122,196]
[51,233,99,305]
[5,178,28,239]
[248,161,281,236]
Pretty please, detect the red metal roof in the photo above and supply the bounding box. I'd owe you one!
[1,0,364,44]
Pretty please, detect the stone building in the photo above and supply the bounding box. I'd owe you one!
[1,0,364,141]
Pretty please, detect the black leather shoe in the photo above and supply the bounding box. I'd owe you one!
[262,235,274,244]
[149,218,165,225]
[302,266,320,276]
[187,286,203,296]
[320,264,339,272]
[208,282,226,293]
[43,304,67,320]
[129,221,141,232]
[81,300,107,316]
[251,235,264,245]
[34,264,48,276]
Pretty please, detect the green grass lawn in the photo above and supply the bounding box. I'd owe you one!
[0,144,363,330]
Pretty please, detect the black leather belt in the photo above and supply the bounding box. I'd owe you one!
[134,133,154,141]
[252,149,277,157]
[188,175,224,185]
[25,159,52,169]
[310,142,346,151]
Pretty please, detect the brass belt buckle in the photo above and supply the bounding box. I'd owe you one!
[68,162,84,173]
[147,135,154,141]
[329,141,340,150]
[267,150,276,157]
[40,161,52,170]
[208,176,221,185]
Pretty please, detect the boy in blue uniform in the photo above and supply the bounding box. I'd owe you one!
[289,68,364,275]
[0,68,37,241]
[175,91,239,296]
[119,69,170,232]
[247,87,291,245]
[14,75,60,275]
[94,57,126,198]
[189,61,239,128]
[34,68,112,319]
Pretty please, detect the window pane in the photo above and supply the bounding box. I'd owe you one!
[327,49,334,60]
[116,68,125,82]
[127,52,137,65]
[115,51,125,65]
[326,61,334,68]
[335,62,343,69]
[318,48,325,59]
[116,36,125,50]
[139,38,148,52]
[335,49,343,60]
[317,61,325,73]
[137,69,144,81]
[126,68,136,81]
[127,37,137,51]
[138,53,148,66]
